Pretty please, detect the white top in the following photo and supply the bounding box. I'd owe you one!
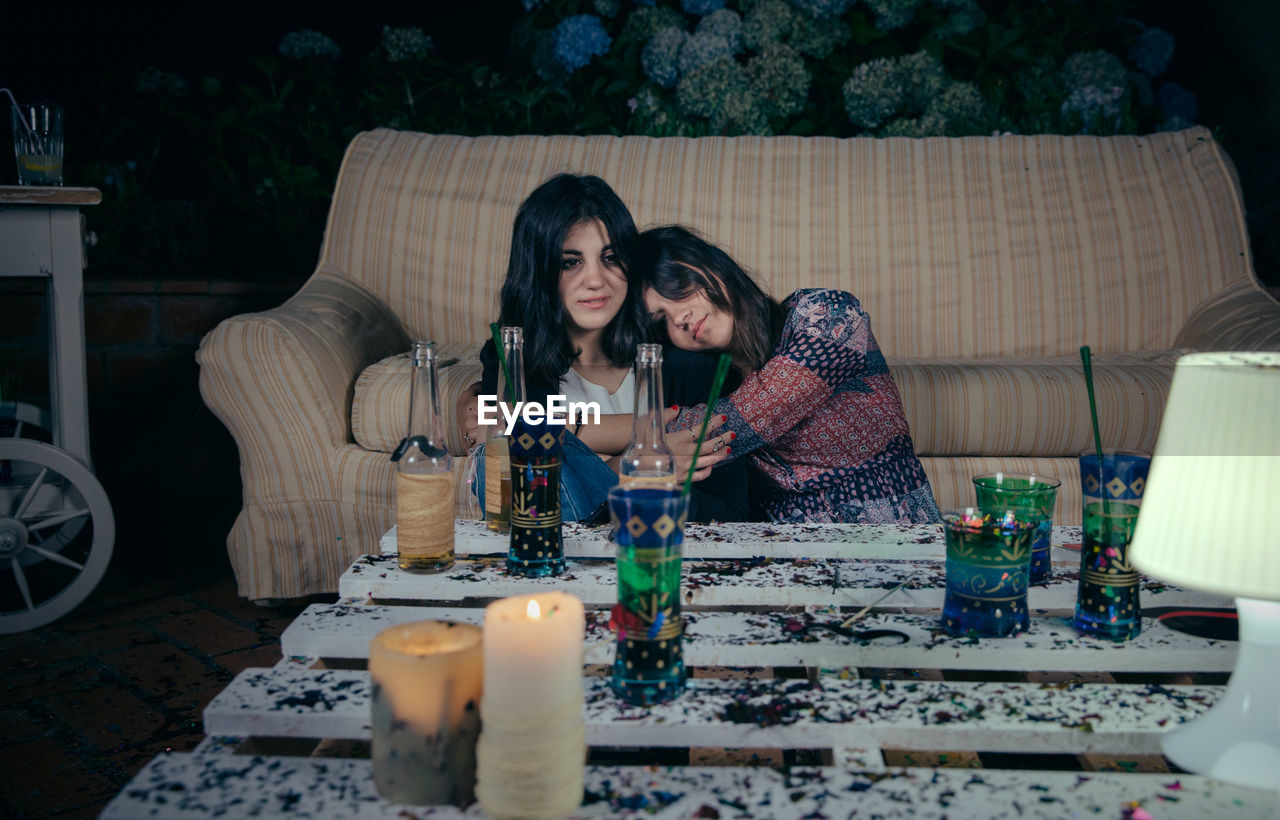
[559,367,635,415]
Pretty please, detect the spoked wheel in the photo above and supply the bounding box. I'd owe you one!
[2,400,86,550]
[0,439,114,633]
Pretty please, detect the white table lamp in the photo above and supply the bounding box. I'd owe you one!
[1129,351,1280,790]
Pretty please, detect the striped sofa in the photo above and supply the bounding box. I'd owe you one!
[197,128,1280,601]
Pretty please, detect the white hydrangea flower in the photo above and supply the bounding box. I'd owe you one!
[278,30,341,60]
[379,26,433,63]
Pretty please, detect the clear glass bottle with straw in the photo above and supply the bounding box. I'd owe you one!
[482,329,517,534]
[619,343,676,489]
[395,341,455,573]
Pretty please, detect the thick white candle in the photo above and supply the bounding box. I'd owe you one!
[481,591,584,714]
[477,591,585,819]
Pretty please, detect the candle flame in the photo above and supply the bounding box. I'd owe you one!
[527,599,541,620]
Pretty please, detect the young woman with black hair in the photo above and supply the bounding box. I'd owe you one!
[634,225,941,525]
[455,175,742,522]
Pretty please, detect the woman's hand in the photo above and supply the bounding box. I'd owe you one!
[666,409,734,482]
[456,382,483,450]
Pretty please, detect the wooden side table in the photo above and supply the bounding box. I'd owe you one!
[0,186,114,634]
[0,185,101,467]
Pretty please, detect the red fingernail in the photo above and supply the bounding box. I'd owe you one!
[726,446,732,454]
[670,405,678,411]
[730,432,736,440]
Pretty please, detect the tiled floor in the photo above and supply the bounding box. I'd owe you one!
[0,558,333,819]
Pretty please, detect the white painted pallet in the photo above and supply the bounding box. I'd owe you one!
[386,520,1087,560]
[338,553,1231,611]
[102,751,1279,819]
[205,666,1219,757]
[281,602,1238,673]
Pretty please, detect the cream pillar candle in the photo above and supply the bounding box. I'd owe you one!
[476,591,585,820]
[368,621,483,806]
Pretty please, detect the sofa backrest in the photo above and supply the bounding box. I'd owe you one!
[318,127,1255,358]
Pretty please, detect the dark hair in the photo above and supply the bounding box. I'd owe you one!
[632,225,784,373]
[498,174,645,386]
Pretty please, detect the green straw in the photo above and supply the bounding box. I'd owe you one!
[682,353,733,496]
[490,322,512,397]
[1079,345,1110,515]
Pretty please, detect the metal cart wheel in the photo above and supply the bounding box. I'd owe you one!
[0,438,114,633]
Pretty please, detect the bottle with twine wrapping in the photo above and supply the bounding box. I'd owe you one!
[392,341,455,573]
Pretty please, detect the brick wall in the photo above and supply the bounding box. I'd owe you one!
[1,278,303,576]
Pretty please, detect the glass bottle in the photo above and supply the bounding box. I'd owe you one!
[619,344,677,489]
[482,330,515,535]
[395,341,455,573]
[504,327,565,576]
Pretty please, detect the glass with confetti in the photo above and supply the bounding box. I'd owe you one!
[608,486,688,706]
[507,418,565,577]
[972,472,1061,584]
[941,508,1035,638]
[1073,501,1142,641]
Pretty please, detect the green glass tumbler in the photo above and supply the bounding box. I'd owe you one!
[608,486,688,706]
[972,472,1061,584]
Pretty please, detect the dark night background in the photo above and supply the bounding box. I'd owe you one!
[2,0,1279,585]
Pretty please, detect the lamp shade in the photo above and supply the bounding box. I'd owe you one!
[1129,351,1280,600]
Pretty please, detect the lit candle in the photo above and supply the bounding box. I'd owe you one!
[368,621,483,806]
[476,591,585,819]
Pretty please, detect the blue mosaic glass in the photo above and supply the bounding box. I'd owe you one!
[941,509,1035,638]
[507,420,565,577]
[608,487,688,706]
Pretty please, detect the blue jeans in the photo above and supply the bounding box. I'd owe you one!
[473,430,617,522]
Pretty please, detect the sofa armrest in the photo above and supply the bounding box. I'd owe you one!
[197,266,410,495]
[1174,281,1280,351]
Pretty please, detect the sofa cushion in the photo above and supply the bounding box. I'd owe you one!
[895,350,1185,456]
[352,343,483,457]
[354,347,1184,459]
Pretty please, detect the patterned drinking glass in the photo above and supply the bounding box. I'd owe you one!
[507,419,565,577]
[941,508,1035,638]
[608,486,688,706]
[1078,450,1150,511]
[1073,500,1143,641]
[972,472,1061,584]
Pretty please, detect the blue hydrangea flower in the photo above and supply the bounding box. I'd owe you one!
[134,68,188,96]
[679,31,734,75]
[743,0,794,51]
[787,0,854,18]
[788,11,849,58]
[379,26,433,63]
[864,0,924,32]
[697,8,744,54]
[1157,115,1194,132]
[933,0,985,39]
[897,50,946,111]
[1060,84,1126,128]
[278,30,341,59]
[1060,50,1127,92]
[682,0,727,14]
[926,80,986,133]
[594,0,623,16]
[1157,82,1198,122]
[747,43,810,120]
[624,5,687,39]
[642,27,689,87]
[843,56,904,128]
[523,0,547,8]
[1130,27,1174,77]
[551,14,613,73]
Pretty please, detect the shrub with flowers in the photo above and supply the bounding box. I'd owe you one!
[511,0,1197,138]
[68,1,1216,283]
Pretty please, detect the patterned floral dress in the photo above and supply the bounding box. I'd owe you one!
[671,288,941,524]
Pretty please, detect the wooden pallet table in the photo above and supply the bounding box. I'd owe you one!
[103,522,1273,819]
